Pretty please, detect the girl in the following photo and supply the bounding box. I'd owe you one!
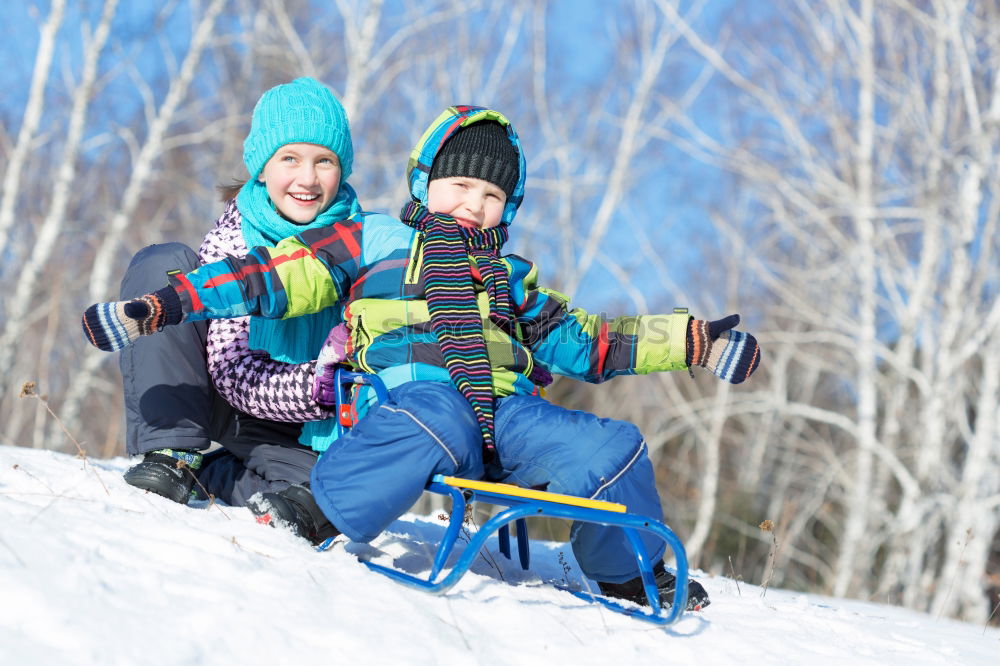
[118,77,361,507]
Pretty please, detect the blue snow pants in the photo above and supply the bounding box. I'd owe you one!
[310,381,666,583]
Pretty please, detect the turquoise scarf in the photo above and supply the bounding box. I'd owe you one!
[236,178,363,451]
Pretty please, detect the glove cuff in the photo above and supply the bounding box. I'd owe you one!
[147,286,184,329]
[686,318,712,368]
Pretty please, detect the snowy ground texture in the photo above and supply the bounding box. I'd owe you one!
[2,445,998,666]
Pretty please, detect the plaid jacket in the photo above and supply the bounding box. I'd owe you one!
[199,198,332,422]
[171,209,688,396]
[169,108,690,396]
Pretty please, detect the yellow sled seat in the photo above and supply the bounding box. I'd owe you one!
[438,476,627,513]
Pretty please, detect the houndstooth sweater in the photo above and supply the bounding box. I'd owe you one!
[200,199,334,423]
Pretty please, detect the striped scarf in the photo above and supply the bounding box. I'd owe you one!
[399,201,514,461]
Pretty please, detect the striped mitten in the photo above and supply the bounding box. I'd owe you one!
[687,314,761,384]
[82,286,183,352]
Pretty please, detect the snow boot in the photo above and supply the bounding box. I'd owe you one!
[248,483,339,546]
[598,560,710,611]
[123,448,203,505]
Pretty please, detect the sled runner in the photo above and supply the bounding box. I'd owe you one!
[327,368,692,625]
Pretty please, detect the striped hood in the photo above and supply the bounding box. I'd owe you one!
[405,106,526,226]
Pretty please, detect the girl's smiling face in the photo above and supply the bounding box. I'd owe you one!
[258,143,342,223]
[426,176,506,230]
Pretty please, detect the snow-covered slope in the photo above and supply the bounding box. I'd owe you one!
[1,445,996,666]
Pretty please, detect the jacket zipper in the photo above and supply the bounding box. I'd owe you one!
[405,234,424,285]
[355,310,372,372]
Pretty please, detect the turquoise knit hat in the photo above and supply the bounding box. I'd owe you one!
[243,77,353,182]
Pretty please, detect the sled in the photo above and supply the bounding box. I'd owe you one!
[326,367,692,625]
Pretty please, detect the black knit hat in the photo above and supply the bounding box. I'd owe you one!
[429,121,519,197]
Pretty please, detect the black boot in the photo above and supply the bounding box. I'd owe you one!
[123,448,203,505]
[598,561,710,611]
[248,484,339,546]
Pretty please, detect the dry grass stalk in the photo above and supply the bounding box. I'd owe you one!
[181,460,229,520]
[937,528,973,620]
[461,508,505,581]
[20,381,109,495]
[230,536,273,558]
[759,519,778,597]
[985,599,1000,634]
[729,555,743,596]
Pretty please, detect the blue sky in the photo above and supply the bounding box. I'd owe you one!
[1,0,739,310]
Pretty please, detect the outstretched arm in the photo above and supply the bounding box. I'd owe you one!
[510,257,760,384]
[83,221,363,352]
[519,286,690,382]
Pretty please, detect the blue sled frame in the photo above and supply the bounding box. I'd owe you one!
[326,368,691,625]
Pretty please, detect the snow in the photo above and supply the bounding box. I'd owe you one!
[1,445,997,666]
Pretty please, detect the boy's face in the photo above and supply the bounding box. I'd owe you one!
[258,143,342,223]
[426,177,506,230]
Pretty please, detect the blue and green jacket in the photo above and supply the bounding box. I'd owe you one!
[169,107,690,397]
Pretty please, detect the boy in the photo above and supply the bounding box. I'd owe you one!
[83,106,760,611]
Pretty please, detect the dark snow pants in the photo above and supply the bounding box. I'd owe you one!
[311,380,667,583]
[119,243,318,506]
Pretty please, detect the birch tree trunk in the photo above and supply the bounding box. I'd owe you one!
[833,0,877,599]
[0,0,65,253]
[0,0,119,392]
[53,0,227,448]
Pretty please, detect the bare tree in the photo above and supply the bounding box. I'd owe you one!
[0,0,65,253]
[0,0,119,399]
[651,0,1000,621]
[43,0,228,449]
